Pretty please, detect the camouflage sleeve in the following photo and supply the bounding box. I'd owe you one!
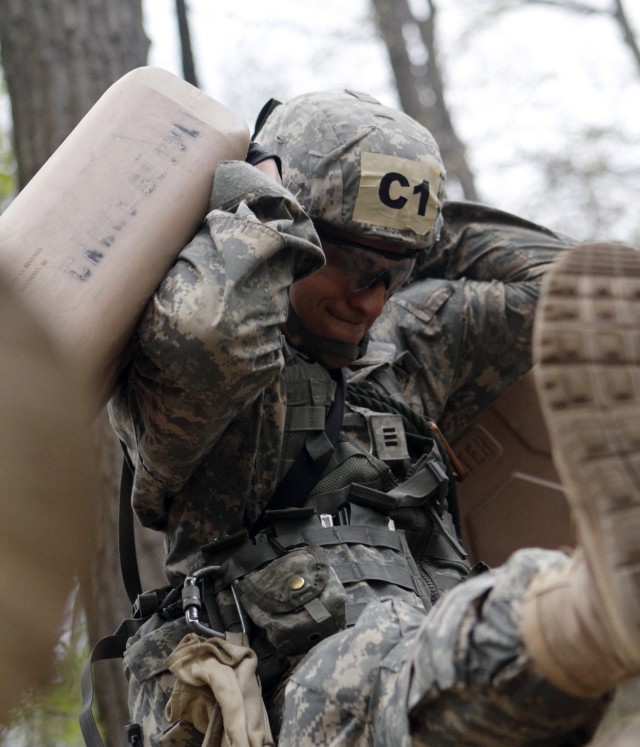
[375,202,575,436]
[110,161,323,511]
[434,202,575,433]
[416,201,573,283]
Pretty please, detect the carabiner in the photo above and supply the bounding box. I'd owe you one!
[182,567,225,638]
[181,565,250,638]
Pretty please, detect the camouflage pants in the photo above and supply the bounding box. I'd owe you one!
[125,549,607,746]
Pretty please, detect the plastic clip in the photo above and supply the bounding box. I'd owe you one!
[125,723,142,747]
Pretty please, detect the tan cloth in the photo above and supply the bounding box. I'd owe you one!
[165,632,274,747]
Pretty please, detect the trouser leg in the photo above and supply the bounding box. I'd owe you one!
[128,669,203,747]
[124,615,203,747]
[405,549,608,746]
[278,549,607,747]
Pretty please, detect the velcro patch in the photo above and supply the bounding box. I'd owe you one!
[352,152,441,235]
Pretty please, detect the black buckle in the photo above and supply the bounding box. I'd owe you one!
[425,459,449,511]
[125,723,142,746]
[132,587,171,619]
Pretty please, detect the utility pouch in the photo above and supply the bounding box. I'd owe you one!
[236,545,347,656]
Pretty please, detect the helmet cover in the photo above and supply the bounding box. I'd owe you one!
[255,89,446,254]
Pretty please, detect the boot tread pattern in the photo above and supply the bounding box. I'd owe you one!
[534,242,640,657]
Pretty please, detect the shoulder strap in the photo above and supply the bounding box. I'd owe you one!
[251,369,345,535]
[252,97,282,139]
[346,379,464,535]
[118,444,143,604]
[266,368,345,511]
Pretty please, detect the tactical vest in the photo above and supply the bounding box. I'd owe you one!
[197,350,470,683]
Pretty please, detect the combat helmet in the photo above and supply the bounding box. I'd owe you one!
[254,89,446,255]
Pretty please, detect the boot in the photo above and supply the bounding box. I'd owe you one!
[521,241,640,697]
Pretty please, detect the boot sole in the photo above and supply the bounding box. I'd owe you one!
[534,242,640,663]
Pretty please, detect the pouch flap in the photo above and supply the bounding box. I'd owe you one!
[238,546,329,614]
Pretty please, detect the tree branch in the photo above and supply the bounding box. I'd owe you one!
[175,0,200,87]
[613,0,640,74]
[521,0,603,14]
[520,0,640,76]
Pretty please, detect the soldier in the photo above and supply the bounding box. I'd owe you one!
[109,90,640,745]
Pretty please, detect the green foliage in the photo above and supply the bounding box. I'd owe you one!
[0,128,15,211]
[0,77,16,210]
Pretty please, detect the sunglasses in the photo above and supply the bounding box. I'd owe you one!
[317,229,418,300]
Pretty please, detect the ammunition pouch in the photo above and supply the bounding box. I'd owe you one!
[201,530,348,660]
[236,545,346,656]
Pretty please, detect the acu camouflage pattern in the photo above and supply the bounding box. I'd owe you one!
[369,199,572,438]
[255,90,446,254]
[124,616,199,746]
[278,549,608,746]
[235,545,347,657]
[108,108,601,744]
[109,159,324,546]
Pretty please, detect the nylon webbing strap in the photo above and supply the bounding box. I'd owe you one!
[118,445,143,604]
[250,369,345,535]
[252,97,282,139]
[213,541,282,589]
[346,602,370,626]
[276,525,405,553]
[79,617,146,747]
[333,561,416,591]
[285,405,327,431]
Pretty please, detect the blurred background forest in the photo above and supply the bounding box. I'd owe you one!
[0,1,638,745]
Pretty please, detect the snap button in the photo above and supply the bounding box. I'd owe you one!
[289,575,306,590]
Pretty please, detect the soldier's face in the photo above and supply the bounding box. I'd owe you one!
[288,230,415,368]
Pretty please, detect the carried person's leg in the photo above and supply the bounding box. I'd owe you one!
[278,550,607,747]
[522,242,640,697]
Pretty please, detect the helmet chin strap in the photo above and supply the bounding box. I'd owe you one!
[284,304,368,366]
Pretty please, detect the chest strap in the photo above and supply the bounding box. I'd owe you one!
[250,368,345,536]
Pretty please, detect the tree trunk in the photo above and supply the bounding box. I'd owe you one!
[0,2,166,745]
[0,0,149,189]
[370,0,478,200]
[175,0,200,87]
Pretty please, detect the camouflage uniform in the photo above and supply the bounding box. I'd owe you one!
[109,92,607,745]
